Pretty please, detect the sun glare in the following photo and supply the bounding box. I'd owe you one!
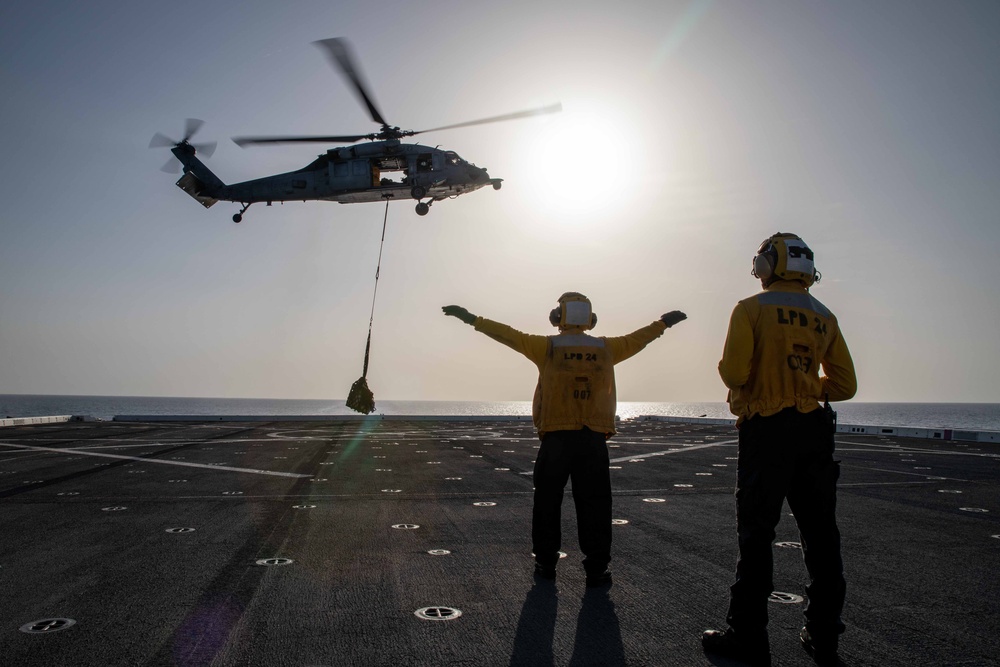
[518,103,641,222]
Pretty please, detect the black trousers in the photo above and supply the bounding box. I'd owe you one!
[532,427,612,575]
[727,407,846,638]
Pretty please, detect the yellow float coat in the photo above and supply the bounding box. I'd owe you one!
[473,318,668,437]
[718,281,857,424]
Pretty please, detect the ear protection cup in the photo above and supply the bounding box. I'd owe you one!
[752,250,774,280]
[549,308,561,327]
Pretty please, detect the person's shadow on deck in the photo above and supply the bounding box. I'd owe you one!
[509,583,624,667]
[509,582,558,666]
[568,587,625,666]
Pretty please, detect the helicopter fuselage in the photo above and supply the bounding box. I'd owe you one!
[172,139,502,219]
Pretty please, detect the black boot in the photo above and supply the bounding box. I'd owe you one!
[800,626,839,665]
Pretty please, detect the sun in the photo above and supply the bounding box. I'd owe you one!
[516,102,641,222]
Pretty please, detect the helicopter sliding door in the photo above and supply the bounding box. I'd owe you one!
[329,159,373,190]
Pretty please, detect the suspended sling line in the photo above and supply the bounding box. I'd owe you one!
[346,198,390,414]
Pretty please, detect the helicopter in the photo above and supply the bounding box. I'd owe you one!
[151,38,560,221]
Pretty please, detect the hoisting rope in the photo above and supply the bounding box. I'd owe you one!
[346,198,390,414]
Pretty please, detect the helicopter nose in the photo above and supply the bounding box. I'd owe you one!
[469,166,488,181]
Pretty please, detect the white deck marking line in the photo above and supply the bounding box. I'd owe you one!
[609,439,738,463]
[0,442,311,478]
[836,441,996,457]
[840,464,968,482]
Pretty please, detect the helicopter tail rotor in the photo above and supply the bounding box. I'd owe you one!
[149,118,218,171]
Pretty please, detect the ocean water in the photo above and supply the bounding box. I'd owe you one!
[2,395,999,431]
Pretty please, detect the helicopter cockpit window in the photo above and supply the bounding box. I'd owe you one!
[444,151,464,166]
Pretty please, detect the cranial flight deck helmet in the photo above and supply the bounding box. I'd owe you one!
[752,233,821,287]
[549,292,598,330]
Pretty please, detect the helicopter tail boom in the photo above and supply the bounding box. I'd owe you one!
[170,144,225,208]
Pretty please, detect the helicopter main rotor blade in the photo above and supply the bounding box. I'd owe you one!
[412,103,562,135]
[232,134,371,147]
[313,38,388,127]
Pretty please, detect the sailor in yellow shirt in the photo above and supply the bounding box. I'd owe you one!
[443,293,687,586]
[703,234,857,667]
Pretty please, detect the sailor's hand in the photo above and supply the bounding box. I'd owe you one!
[443,305,477,325]
[660,311,687,328]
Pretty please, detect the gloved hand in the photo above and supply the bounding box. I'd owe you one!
[660,311,687,328]
[442,305,477,325]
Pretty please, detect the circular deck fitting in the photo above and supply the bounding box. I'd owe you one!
[168,479,188,483]
[926,476,946,480]
[57,492,80,496]
[775,541,802,549]
[473,502,497,507]
[470,455,483,458]
[311,478,328,482]
[445,477,463,480]
[427,462,441,465]
[375,468,392,472]
[293,505,317,509]
[611,519,629,525]
[674,484,693,488]
[769,592,804,604]
[416,450,427,453]
[222,491,244,495]
[696,473,713,476]
[127,470,146,474]
[102,506,127,511]
[382,489,402,493]
[725,457,737,460]
[165,527,196,533]
[392,524,420,530]
[914,467,931,470]
[609,466,622,470]
[428,549,451,556]
[452,446,465,449]
[494,467,510,471]
[319,462,335,465]
[414,607,462,621]
[373,456,386,459]
[504,450,515,453]
[712,464,728,467]
[960,507,990,513]
[938,489,962,494]
[20,618,76,634]
[643,498,666,503]
[256,558,293,566]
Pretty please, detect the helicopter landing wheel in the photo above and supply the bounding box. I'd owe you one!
[415,202,430,216]
[233,202,251,223]
[410,185,426,200]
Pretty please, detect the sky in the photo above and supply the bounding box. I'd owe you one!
[1,0,998,404]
